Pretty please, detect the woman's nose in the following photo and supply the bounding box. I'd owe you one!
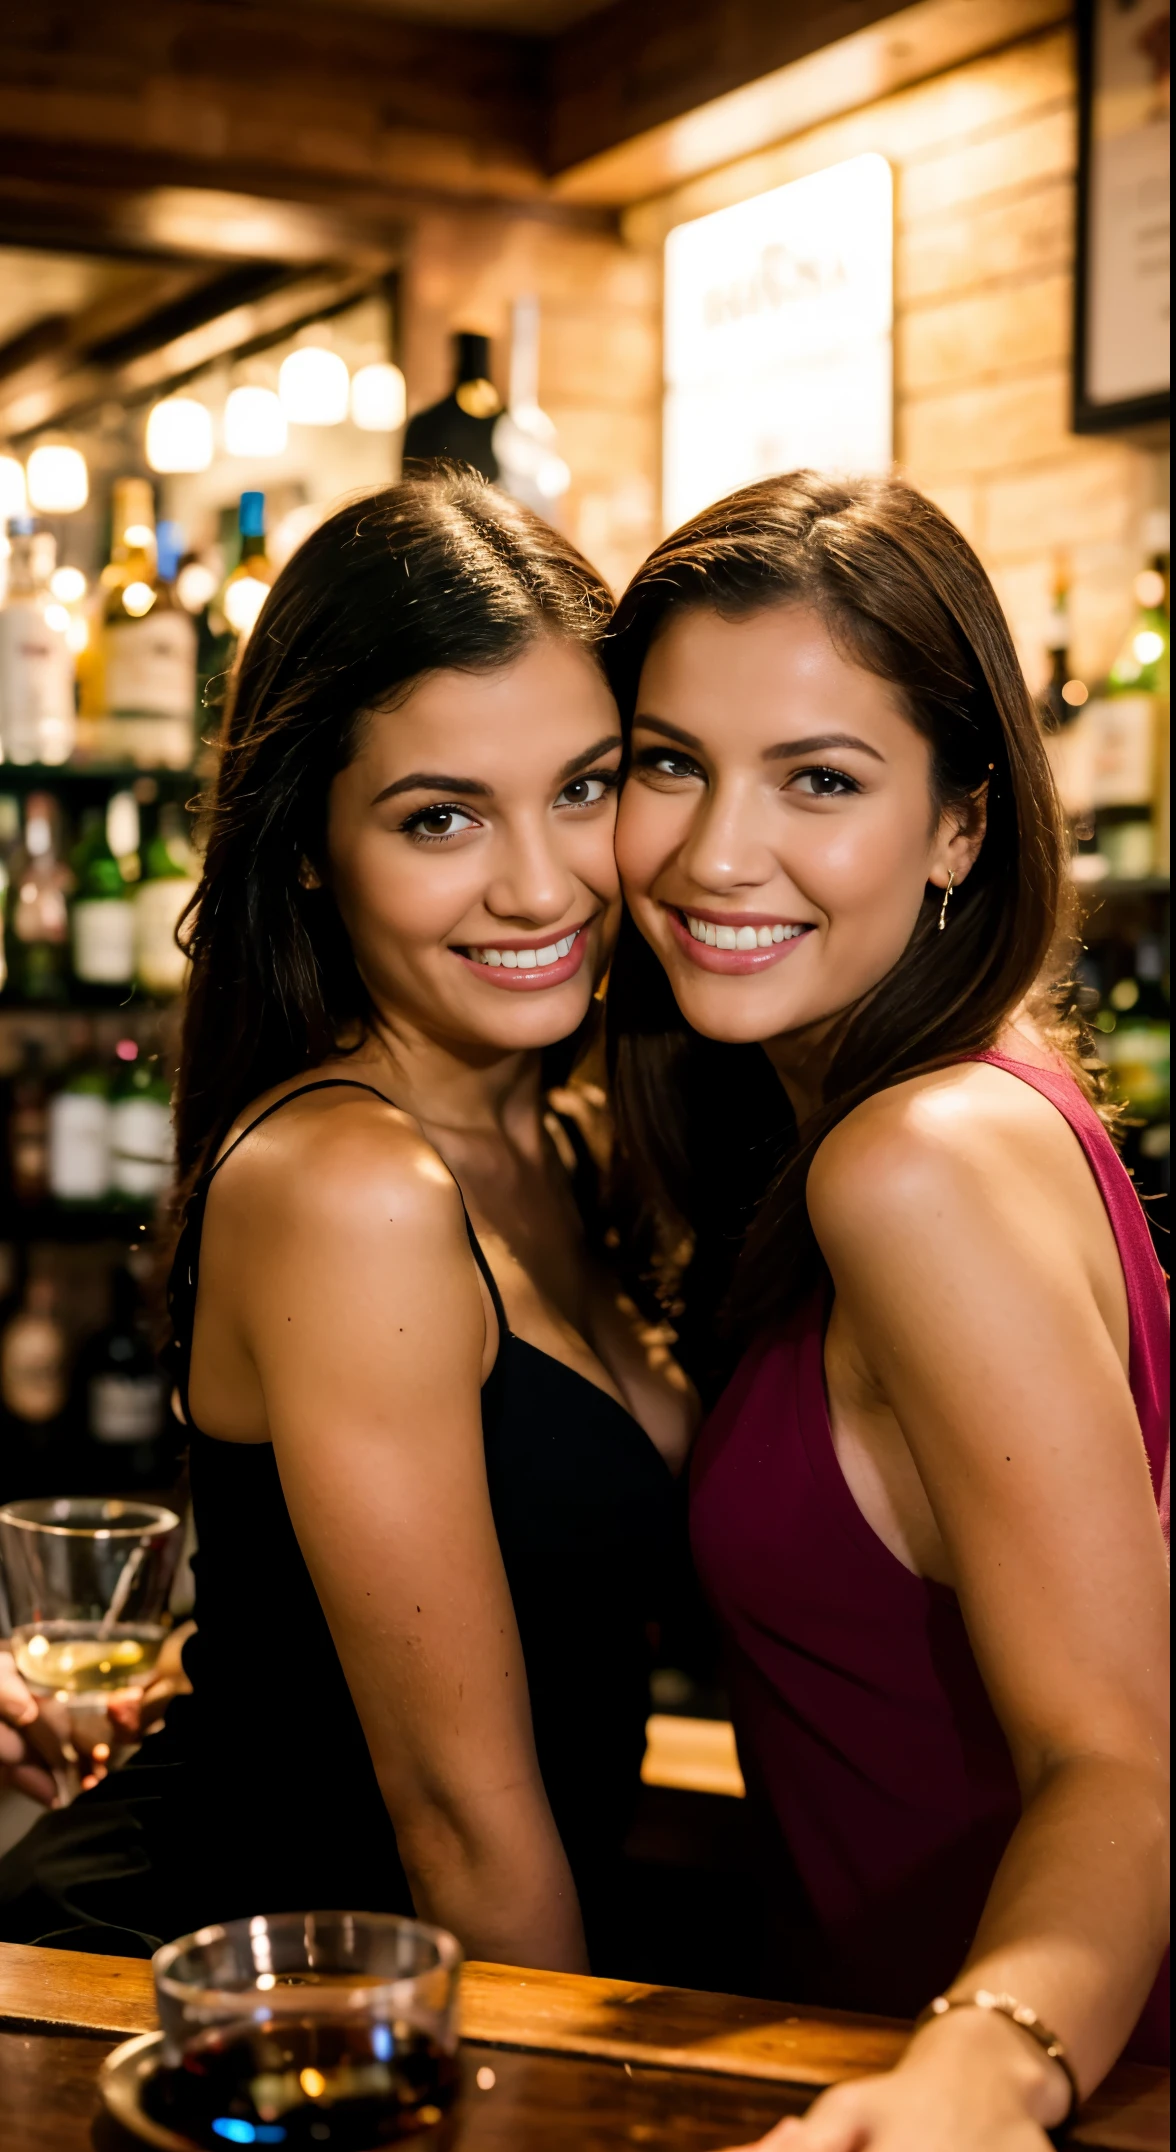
[484,818,575,926]
[678,779,776,894]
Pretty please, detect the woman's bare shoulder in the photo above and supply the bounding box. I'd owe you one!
[206,1067,465,1254]
[807,1057,1090,1256]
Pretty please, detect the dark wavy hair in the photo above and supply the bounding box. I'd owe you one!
[604,470,1080,1352]
[173,471,612,1199]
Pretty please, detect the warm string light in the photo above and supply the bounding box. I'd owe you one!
[224,385,287,458]
[279,345,350,426]
[146,395,213,473]
[350,361,406,431]
[26,443,89,513]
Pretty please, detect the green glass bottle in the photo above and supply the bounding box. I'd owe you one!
[47,1034,112,1206]
[70,804,135,989]
[133,801,198,998]
[6,793,71,1004]
[110,1043,174,1213]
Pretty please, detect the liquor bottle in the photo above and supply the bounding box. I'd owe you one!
[0,1271,68,1427]
[7,1037,50,1205]
[491,296,570,514]
[6,792,72,1003]
[1089,534,1170,881]
[0,793,21,995]
[134,801,198,997]
[0,516,76,766]
[99,478,197,766]
[1097,935,1170,1126]
[402,332,502,483]
[1038,564,1099,872]
[221,491,274,646]
[48,1037,112,1205]
[74,1262,169,1489]
[69,802,135,988]
[110,1043,173,1209]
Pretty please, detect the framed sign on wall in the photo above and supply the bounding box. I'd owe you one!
[663,153,893,532]
[1075,0,1170,433]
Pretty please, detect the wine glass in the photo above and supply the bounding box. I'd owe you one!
[0,1494,183,1799]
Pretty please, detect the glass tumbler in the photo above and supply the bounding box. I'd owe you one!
[0,1495,183,1796]
[149,1910,464,2148]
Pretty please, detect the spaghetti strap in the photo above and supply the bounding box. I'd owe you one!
[206,1075,511,1340]
[463,1212,510,1340]
[203,1078,398,1185]
[171,1078,512,1429]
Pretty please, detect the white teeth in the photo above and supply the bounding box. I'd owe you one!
[682,912,808,950]
[469,929,579,970]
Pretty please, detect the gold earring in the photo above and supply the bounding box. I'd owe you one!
[298,856,322,891]
[938,870,955,932]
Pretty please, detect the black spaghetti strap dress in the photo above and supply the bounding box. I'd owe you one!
[0,1081,675,1963]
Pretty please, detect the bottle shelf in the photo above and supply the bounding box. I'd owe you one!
[1077,876,1171,900]
[0,762,199,793]
[0,989,179,1015]
[0,1204,157,1245]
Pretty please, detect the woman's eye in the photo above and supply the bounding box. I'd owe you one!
[790,766,859,798]
[557,772,617,809]
[637,749,704,781]
[401,803,479,842]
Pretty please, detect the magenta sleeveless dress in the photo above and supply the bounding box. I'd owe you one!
[690,1053,1170,2060]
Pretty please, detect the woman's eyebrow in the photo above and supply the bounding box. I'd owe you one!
[370,771,494,806]
[557,733,623,780]
[631,716,885,764]
[631,714,704,747]
[765,732,885,764]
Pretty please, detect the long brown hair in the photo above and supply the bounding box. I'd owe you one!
[174,471,612,1199]
[604,470,1079,1347]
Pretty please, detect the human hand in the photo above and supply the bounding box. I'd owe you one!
[717,2010,1066,2152]
[0,1649,70,1806]
[0,1621,194,1806]
[106,1620,194,1742]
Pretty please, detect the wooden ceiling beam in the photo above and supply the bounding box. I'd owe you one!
[0,0,546,208]
[0,261,382,439]
[547,0,1071,202]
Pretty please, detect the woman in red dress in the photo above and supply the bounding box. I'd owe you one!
[608,471,1169,2148]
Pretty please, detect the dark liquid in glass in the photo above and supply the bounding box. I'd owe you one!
[143,2012,458,2148]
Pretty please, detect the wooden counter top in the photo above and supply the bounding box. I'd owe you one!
[0,1939,1167,2149]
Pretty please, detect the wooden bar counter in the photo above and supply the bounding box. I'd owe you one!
[0,1939,1167,2149]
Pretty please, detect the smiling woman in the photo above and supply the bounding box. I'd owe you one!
[605,472,1168,2152]
[0,472,693,1976]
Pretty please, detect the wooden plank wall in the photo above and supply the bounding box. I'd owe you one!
[621,20,1166,684]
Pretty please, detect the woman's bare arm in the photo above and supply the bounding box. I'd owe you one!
[202,1099,587,1972]
[801,1081,1169,2136]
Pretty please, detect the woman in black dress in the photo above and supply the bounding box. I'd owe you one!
[0,474,691,1968]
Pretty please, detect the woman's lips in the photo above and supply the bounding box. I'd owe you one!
[665,905,814,975]
[451,922,592,991]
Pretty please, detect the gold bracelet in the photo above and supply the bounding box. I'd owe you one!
[914,1990,1080,2123]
